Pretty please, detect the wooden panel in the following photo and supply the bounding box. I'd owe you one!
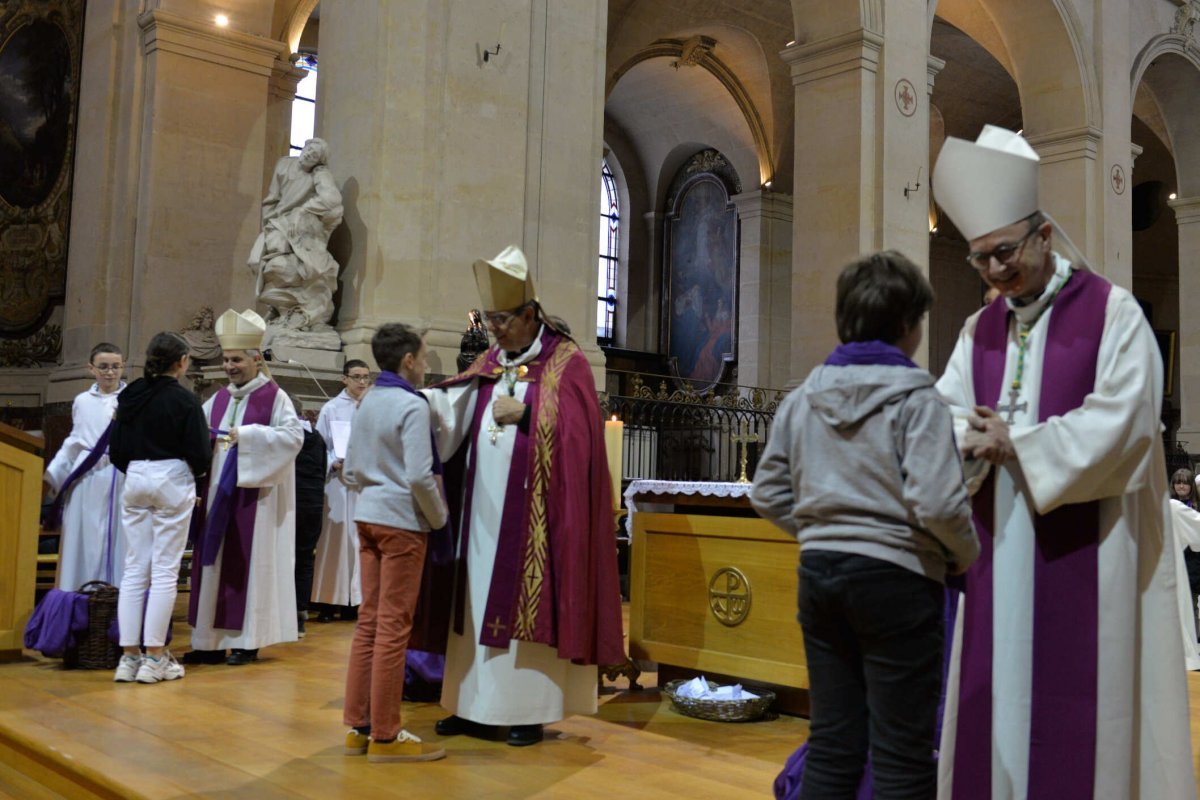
[0,439,40,657]
[630,511,806,688]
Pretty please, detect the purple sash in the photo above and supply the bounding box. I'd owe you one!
[44,422,114,532]
[187,382,279,631]
[955,270,1109,799]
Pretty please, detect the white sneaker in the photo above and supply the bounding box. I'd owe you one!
[114,654,142,683]
[135,652,185,683]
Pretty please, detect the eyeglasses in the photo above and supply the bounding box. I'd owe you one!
[345,374,372,383]
[483,310,518,328]
[92,364,124,373]
[965,225,1041,271]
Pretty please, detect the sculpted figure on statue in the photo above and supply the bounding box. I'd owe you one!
[248,138,344,332]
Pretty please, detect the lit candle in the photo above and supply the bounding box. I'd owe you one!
[604,414,624,510]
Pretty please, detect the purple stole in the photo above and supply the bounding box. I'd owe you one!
[451,374,544,647]
[187,381,279,631]
[953,269,1110,799]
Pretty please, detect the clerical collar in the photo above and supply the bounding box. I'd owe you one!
[227,372,269,398]
[1007,252,1072,326]
[499,325,545,367]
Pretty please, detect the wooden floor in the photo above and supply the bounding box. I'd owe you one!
[3,611,1200,800]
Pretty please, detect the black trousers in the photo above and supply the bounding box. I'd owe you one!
[797,550,943,800]
[294,505,323,614]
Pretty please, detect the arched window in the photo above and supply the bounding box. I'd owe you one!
[598,158,619,344]
[290,53,318,154]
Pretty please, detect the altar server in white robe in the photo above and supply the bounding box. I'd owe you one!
[44,343,127,590]
[932,126,1195,799]
[311,359,370,612]
[187,309,304,666]
[1168,498,1200,670]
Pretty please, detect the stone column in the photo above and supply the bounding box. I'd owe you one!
[732,191,793,389]
[265,57,307,185]
[1171,196,1200,441]
[622,210,662,353]
[49,7,287,402]
[780,0,931,375]
[317,1,608,378]
[1024,127,1105,273]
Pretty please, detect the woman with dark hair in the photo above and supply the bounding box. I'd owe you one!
[108,333,211,683]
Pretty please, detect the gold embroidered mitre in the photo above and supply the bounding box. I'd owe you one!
[215,308,266,351]
[473,245,537,312]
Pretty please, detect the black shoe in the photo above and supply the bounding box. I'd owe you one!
[297,615,306,638]
[339,606,358,622]
[316,609,335,623]
[226,648,259,666]
[182,649,225,665]
[506,724,543,747]
[435,715,497,738]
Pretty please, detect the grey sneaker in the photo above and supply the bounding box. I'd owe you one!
[114,654,141,683]
[136,652,185,684]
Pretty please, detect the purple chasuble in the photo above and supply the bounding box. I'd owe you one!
[954,270,1110,799]
[187,381,279,631]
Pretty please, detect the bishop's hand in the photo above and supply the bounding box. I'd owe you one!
[492,395,526,426]
[963,405,1015,465]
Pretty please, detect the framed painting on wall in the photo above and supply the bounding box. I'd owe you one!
[662,153,740,393]
[0,0,86,337]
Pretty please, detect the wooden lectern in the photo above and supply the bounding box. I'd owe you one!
[0,423,42,660]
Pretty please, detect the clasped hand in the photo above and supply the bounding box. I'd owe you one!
[962,405,1014,465]
[492,395,526,426]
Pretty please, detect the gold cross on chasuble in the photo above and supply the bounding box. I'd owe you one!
[486,616,506,638]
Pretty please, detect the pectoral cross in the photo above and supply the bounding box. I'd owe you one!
[217,434,233,451]
[997,387,1027,424]
[487,616,506,637]
[731,423,760,484]
[487,421,504,445]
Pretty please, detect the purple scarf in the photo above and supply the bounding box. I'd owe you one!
[824,340,918,368]
[372,371,452,564]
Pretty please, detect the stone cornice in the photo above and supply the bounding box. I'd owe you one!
[732,190,794,222]
[269,58,307,101]
[139,9,287,78]
[926,55,946,94]
[780,30,884,86]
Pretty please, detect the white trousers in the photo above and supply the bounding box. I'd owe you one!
[117,460,195,648]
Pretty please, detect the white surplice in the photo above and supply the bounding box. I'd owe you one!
[1168,499,1200,670]
[44,384,126,590]
[311,390,361,606]
[191,374,303,651]
[935,257,1196,799]
[424,332,597,726]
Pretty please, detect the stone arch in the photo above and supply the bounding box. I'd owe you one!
[608,38,773,185]
[931,0,1095,134]
[1131,36,1200,196]
[280,0,319,54]
[788,0,883,41]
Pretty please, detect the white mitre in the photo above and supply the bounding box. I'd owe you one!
[933,125,1040,241]
[473,245,537,312]
[215,308,266,351]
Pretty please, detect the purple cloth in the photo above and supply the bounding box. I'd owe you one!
[823,341,917,368]
[405,649,444,683]
[43,422,114,531]
[24,589,90,657]
[371,371,452,564]
[954,272,1109,799]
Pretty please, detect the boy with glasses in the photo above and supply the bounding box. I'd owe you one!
[44,343,129,590]
[312,359,372,622]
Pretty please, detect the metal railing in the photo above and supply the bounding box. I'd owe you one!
[602,371,788,485]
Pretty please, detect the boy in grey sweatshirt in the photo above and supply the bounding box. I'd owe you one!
[340,323,448,763]
[751,251,978,798]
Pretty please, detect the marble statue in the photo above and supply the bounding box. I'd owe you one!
[248,138,344,334]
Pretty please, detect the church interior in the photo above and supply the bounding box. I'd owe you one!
[3,0,1200,796]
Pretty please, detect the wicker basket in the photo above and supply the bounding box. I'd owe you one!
[662,679,776,722]
[64,581,121,670]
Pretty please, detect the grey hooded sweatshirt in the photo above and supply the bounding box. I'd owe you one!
[751,363,979,583]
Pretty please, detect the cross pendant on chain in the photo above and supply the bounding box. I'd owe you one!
[996,387,1028,424]
[486,421,504,445]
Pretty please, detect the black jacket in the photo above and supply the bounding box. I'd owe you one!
[109,376,211,478]
[294,427,327,510]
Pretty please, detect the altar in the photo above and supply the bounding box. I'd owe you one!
[625,480,807,692]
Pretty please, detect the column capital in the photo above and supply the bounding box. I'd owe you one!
[269,57,307,101]
[926,55,946,94]
[1170,195,1200,224]
[731,190,794,221]
[139,9,287,78]
[1023,126,1103,165]
[781,29,884,86]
